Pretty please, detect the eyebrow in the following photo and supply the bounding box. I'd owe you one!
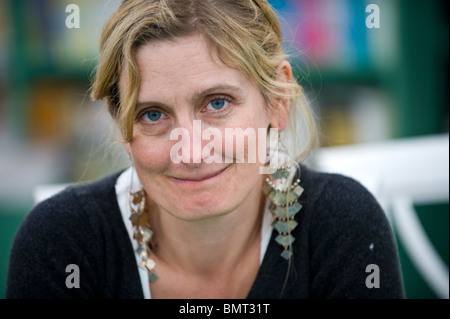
[135,83,247,110]
[192,83,246,99]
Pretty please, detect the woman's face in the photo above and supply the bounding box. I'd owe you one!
[120,33,282,221]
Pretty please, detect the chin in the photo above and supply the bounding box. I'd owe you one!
[167,193,233,221]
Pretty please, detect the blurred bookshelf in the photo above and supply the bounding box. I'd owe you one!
[0,0,448,299]
[3,0,448,173]
[3,0,127,180]
[270,0,449,145]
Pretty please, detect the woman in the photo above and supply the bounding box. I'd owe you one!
[6,0,405,299]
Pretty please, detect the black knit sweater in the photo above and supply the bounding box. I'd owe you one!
[6,165,405,299]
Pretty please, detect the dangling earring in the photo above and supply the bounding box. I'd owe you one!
[129,167,158,282]
[265,132,304,260]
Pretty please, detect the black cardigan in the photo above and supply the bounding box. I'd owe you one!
[6,165,405,299]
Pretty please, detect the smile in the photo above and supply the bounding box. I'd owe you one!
[170,166,230,184]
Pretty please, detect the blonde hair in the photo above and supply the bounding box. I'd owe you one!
[90,0,317,162]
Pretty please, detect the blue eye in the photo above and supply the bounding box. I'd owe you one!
[143,110,165,122]
[207,98,228,110]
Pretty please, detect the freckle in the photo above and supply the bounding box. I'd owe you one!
[369,243,374,250]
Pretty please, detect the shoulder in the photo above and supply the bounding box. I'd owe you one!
[6,170,127,298]
[296,165,405,298]
[15,171,124,243]
[300,164,384,218]
[298,164,394,249]
[300,164,377,201]
[55,170,122,207]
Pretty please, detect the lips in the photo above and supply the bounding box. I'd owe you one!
[170,166,229,182]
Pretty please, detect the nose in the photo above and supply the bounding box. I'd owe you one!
[169,119,203,165]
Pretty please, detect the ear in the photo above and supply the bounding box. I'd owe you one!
[269,60,293,131]
[105,96,117,118]
[125,142,131,153]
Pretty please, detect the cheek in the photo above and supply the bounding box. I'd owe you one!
[223,117,269,164]
[129,137,172,171]
[231,161,263,199]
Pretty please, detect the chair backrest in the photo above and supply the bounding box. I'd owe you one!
[33,183,71,204]
[313,133,449,299]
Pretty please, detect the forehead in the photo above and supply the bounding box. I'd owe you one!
[120,33,251,102]
[136,33,226,80]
